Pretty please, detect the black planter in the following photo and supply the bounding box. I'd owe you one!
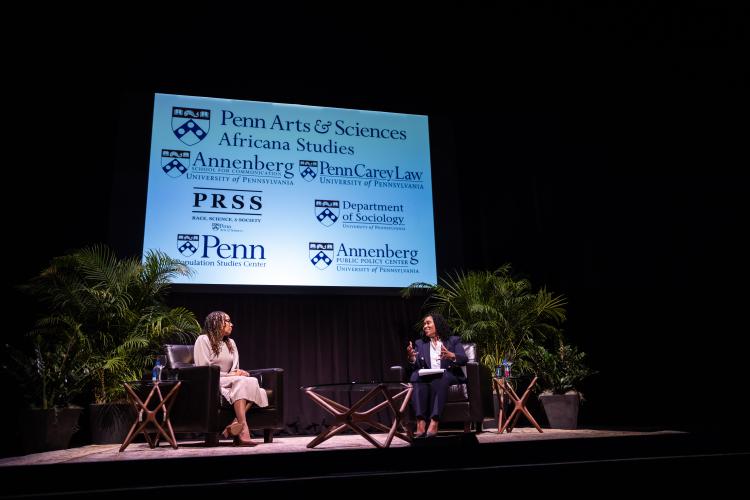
[89,403,136,444]
[539,393,580,429]
[20,407,83,454]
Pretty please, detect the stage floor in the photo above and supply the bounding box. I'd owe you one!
[0,427,681,467]
[2,426,748,497]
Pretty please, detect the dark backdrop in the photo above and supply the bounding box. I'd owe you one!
[6,5,748,450]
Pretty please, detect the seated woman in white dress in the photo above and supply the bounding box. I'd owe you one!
[193,311,268,446]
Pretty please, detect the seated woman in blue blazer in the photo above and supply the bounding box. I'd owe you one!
[406,312,468,438]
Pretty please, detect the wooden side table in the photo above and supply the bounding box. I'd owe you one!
[492,376,543,433]
[120,380,181,452]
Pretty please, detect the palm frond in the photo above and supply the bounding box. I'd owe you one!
[10,244,201,406]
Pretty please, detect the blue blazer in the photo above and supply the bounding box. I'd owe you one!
[408,335,468,383]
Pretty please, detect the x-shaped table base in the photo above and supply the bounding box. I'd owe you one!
[493,376,543,433]
[304,383,413,449]
[120,381,181,452]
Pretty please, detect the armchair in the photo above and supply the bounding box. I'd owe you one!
[389,342,485,433]
[164,344,285,446]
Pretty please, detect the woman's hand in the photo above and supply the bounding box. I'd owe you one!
[407,341,417,363]
[232,369,249,377]
[440,345,456,361]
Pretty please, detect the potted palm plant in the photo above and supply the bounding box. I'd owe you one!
[20,245,201,443]
[530,340,597,429]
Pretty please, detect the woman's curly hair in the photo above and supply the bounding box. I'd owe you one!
[425,311,452,340]
[203,310,235,357]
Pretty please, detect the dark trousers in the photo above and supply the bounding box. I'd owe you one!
[409,370,461,421]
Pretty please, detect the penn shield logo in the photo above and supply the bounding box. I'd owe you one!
[172,107,211,146]
[177,234,200,257]
[161,149,190,178]
[309,242,334,269]
[299,160,318,181]
[315,200,339,227]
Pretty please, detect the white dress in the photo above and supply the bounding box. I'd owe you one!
[193,335,268,407]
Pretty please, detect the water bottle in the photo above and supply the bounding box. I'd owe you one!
[152,357,163,382]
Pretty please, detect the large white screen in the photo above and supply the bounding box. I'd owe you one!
[143,93,437,287]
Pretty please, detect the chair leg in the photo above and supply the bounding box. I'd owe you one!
[204,432,219,447]
[263,429,273,443]
[475,421,483,433]
[463,422,471,433]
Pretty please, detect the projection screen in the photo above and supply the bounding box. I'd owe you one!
[143,93,437,288]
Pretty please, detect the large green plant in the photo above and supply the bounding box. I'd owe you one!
[404,264,567,375]
[3,317,90,409]
[21,245,201,404]
[529,340,597,395]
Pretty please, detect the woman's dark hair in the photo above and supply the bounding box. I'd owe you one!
[424,312,452,339]
[203,310,235,357]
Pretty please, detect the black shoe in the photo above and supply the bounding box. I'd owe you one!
[414,431,427,439]
[425,432,438,438]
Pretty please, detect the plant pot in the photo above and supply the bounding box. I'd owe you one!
[539,392,580,429]
[89,403,136,444]
[20,407,83,454]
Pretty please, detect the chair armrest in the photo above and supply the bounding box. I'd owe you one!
[171,365,221,430]
[248,368,284,407]
[177,365,221,393]
[466,362,484,422]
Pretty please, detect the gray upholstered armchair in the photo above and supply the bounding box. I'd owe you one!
[165,344,285,445]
